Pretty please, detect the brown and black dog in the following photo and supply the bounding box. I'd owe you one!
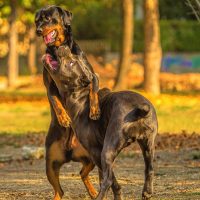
[35,5,100,121]
[43,45,158,200]
[35,5,102,200]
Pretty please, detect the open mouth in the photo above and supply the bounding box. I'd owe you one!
[43,30,57,45]
[44,54,59,71]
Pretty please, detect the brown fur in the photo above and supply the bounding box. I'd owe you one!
[50,95,71,127]
[42,24,65,47]
[89,83,100,120]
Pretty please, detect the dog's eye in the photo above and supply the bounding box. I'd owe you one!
[45,16,52,22]
[69,61,74,66]
[67,61,74,67]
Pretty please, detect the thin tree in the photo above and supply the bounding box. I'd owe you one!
[143,0,162,94]
[28,26,37,75]
[7,0,19,88]
[186,0,200,21]
[114,0,133,91]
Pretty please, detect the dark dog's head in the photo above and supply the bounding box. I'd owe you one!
[35,5,72,47]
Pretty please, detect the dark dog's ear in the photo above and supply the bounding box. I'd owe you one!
[35,10,41,23]
[56,7,72,27]
[56,7,73,49]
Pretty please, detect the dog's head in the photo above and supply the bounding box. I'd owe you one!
[35,5,72,47]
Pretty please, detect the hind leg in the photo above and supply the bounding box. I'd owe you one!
[46,125,68,200]
[80,161,97,199]
[98,169,122,200]
[46,140,66,200]
[96,128,125,200]
[111,174,122,200]
[138,137,155,200]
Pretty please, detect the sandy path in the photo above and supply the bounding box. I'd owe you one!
[0,147,200,200]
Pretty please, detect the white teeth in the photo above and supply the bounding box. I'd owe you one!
[51,30,55,36]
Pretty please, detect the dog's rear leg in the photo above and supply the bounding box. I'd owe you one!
[96,130,125,200]
[98,168,122,200]
[80,161,97,199]
[46,141,66,200]
[137,137,155,200]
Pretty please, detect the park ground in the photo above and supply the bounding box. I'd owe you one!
[0,76,200,199]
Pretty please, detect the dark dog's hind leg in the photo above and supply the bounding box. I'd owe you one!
[98,169,122,200]
[111,174,122,200]
[96,128,125,200]
[138,137,155,200]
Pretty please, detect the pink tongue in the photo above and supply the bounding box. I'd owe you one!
[44,33,52,44]
[46,54,58,70]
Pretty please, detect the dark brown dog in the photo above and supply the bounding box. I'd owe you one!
[43,45,158,200]
[35,5,102,200]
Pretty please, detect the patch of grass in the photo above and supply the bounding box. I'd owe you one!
[0,90,200,135]
[0,102,50,135]
[143,93,200,134]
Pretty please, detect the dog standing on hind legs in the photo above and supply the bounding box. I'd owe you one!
[34,8,101,197]
[43,45,158,200]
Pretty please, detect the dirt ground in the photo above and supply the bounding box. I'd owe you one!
[0,134,200,200]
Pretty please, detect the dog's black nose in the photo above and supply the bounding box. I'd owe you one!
[36,28,43,36]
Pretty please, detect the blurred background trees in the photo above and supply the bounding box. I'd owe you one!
[114,0,133,90]
[143,0,162,94]
[0,0,200,93]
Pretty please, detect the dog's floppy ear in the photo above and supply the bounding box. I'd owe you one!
[56,7,73,49]
[35,10,41,23]
[63,10,73,26]
[56,7,72,27]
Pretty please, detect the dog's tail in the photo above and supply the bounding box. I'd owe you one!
[135,103,151,119]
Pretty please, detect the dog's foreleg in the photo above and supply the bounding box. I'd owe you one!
[50,95,71,127]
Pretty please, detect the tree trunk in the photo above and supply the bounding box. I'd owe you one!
[28,26,37,75]
[143,0,162,94]
[7,0,18,88]
[114,0,133,91]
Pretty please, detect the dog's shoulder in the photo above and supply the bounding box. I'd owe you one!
[98,88,111,99]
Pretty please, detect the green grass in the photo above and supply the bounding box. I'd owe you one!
[0,91,200,135]
[153,95,200,133]
[0,102,50,134]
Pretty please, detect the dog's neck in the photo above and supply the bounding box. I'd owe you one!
[46,39,82,61]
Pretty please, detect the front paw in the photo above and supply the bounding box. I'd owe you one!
[41,54,48,65]
[57,111,71,127]
[57,46,71,57]
[89,106,101,120]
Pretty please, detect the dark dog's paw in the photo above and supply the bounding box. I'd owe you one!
[89,106,101,120]
[57,46,71,57]
[57,111,71,128]
[41,54,49,65]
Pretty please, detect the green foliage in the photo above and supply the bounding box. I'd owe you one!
[159,0,196,20]
[160,20,200,52]
[134,20,200,52]
[1,0,200,52]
